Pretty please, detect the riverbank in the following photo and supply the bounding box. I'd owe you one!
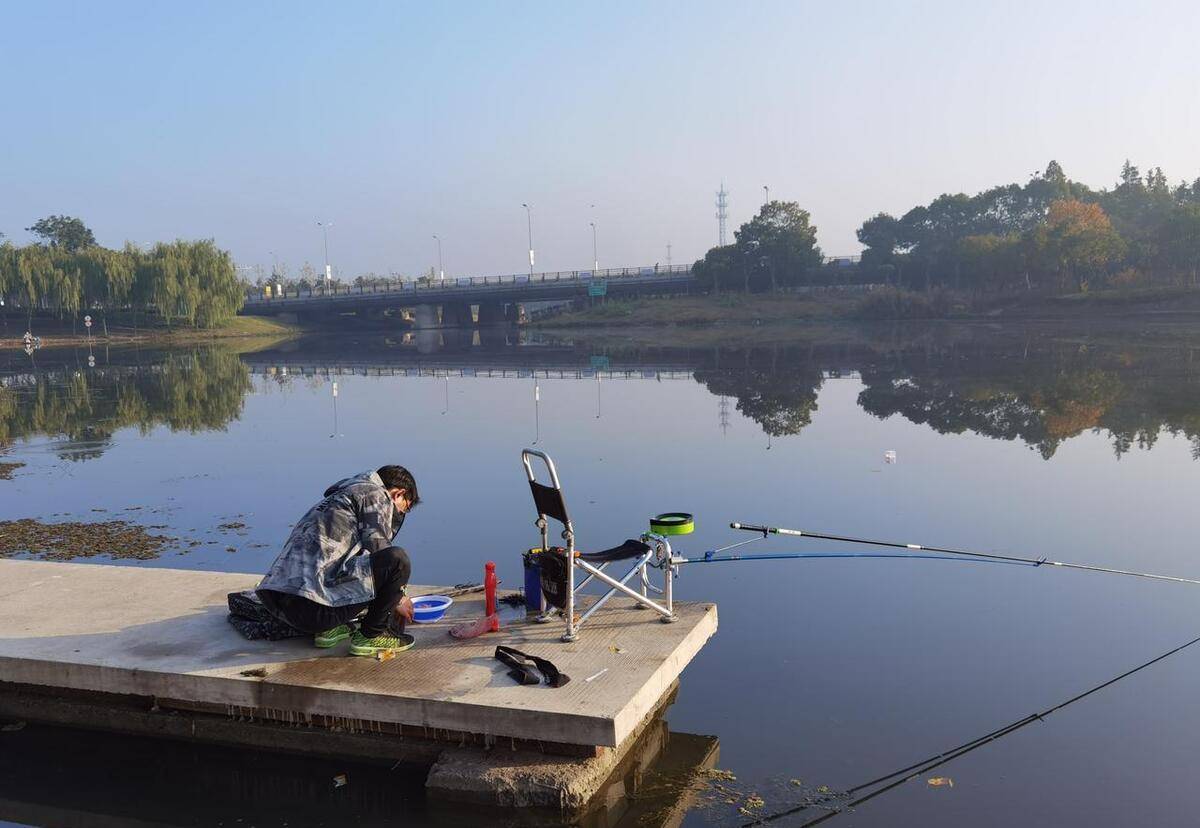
[533,286,1200,330]
[0,315,298,349]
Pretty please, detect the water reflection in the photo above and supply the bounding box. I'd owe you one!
[245,322,1200,460]
[5,322,1200,462]
[0,718,718,828]
[0,347,251,461]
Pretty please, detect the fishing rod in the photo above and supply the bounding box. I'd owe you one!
[727,522,1200,587]
[743,629,1200,827]
[672,551,1036,568]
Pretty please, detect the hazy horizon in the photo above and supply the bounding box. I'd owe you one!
[2,0,1197,279]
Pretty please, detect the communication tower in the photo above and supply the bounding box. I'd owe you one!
[716,183,729,247]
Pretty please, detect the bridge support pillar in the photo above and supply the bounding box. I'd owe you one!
[506,303,523,324]
[476,302,509,326]
[440,302,473,328]
[413,304,440,329]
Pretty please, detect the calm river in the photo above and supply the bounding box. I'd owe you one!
[2,320,1199,827]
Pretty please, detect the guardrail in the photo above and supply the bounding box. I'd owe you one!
[244,264,693,304]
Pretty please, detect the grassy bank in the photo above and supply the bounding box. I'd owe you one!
[534,286,1200,330]
[534,293,858,328]
[0,315,299,349]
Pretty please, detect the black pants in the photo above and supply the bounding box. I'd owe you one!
[259,546,410,638]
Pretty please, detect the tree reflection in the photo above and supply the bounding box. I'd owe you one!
[854,333,1200,459]
[693,346,824,437]
[0,348,251,460]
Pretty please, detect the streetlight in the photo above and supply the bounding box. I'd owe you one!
[667,242,672,268]
[317,220,333,287]
[589,222,598,273]
[521,203,534,276]
[433,234,444,280]
[763,185,769,207]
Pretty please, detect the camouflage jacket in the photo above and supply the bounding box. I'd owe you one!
[257,470,403,607]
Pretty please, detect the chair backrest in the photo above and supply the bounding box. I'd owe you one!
[522,449,571,531]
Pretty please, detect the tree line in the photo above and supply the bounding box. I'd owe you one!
[693,160,1200,295]
[0,216,244,327]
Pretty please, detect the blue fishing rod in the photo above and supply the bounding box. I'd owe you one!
[712,521,1200,586]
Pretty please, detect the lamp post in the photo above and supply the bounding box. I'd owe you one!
[590,222,598,273]
[763,185,769,207]
[433,234,444,280]
[522,203,534,276]
[317,221,333,287]
[667,242,672,268]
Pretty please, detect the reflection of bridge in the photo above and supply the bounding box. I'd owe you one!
[240,265,695,328]
[243,351,697,381]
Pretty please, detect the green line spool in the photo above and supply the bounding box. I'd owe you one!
[650,512,695,536]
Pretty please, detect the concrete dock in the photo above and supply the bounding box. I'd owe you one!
[0,558,717,811]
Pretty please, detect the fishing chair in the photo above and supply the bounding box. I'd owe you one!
[522,449,678,642]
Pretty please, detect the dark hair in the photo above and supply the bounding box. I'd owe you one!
[377,465,420,508]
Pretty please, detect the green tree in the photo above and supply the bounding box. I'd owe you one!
[1159,205,1200,286]
[25,215,97,253]
[692,244,740,294]
[733,201,822,293]
[857,213,901,282]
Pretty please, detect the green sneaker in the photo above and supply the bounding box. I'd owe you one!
[314,624,353,648]
[349,630,415,657]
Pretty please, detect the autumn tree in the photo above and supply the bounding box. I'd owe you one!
[1039,200,1125,291]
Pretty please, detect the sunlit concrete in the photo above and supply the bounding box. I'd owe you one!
[0,558,716,751]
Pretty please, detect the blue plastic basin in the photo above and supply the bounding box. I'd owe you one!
[412,594,453,623]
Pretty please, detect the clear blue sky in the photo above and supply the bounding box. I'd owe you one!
[2,0,1197,278]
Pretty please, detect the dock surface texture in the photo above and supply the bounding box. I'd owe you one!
[0,559,717,810]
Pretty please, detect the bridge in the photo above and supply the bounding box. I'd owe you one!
[240,264,695,328]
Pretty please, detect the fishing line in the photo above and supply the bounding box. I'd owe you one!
[743,630,1200,827]
[730,523,1200,586]
[673,551,1035,567]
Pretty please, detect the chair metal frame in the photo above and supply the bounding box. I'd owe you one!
[522,449,678,642]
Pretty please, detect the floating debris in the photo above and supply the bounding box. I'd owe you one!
[0,462,24,481]
[332,773,348,788]
[927,777,954,788]
[0,518,175,561]
[218,521,248,532]
[239,668,267,678]
[0,721,26,732]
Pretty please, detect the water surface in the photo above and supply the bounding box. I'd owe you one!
[2,320,1200,826]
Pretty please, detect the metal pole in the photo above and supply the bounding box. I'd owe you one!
[667,243,672,268]
[763,185,769,206]
[522,203,534,276]
[433,234,443,279]
[590,222,598,272]
[317,221,333,286]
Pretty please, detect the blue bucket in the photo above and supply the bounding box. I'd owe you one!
[412,595,453,623]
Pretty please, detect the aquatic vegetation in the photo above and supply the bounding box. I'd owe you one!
[0,518,174,561]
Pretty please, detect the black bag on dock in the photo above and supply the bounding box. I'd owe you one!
[226,590,307,641]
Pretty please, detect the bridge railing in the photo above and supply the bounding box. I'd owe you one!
[244,264,693,304]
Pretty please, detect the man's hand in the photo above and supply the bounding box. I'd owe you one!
[395,595,415,624]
